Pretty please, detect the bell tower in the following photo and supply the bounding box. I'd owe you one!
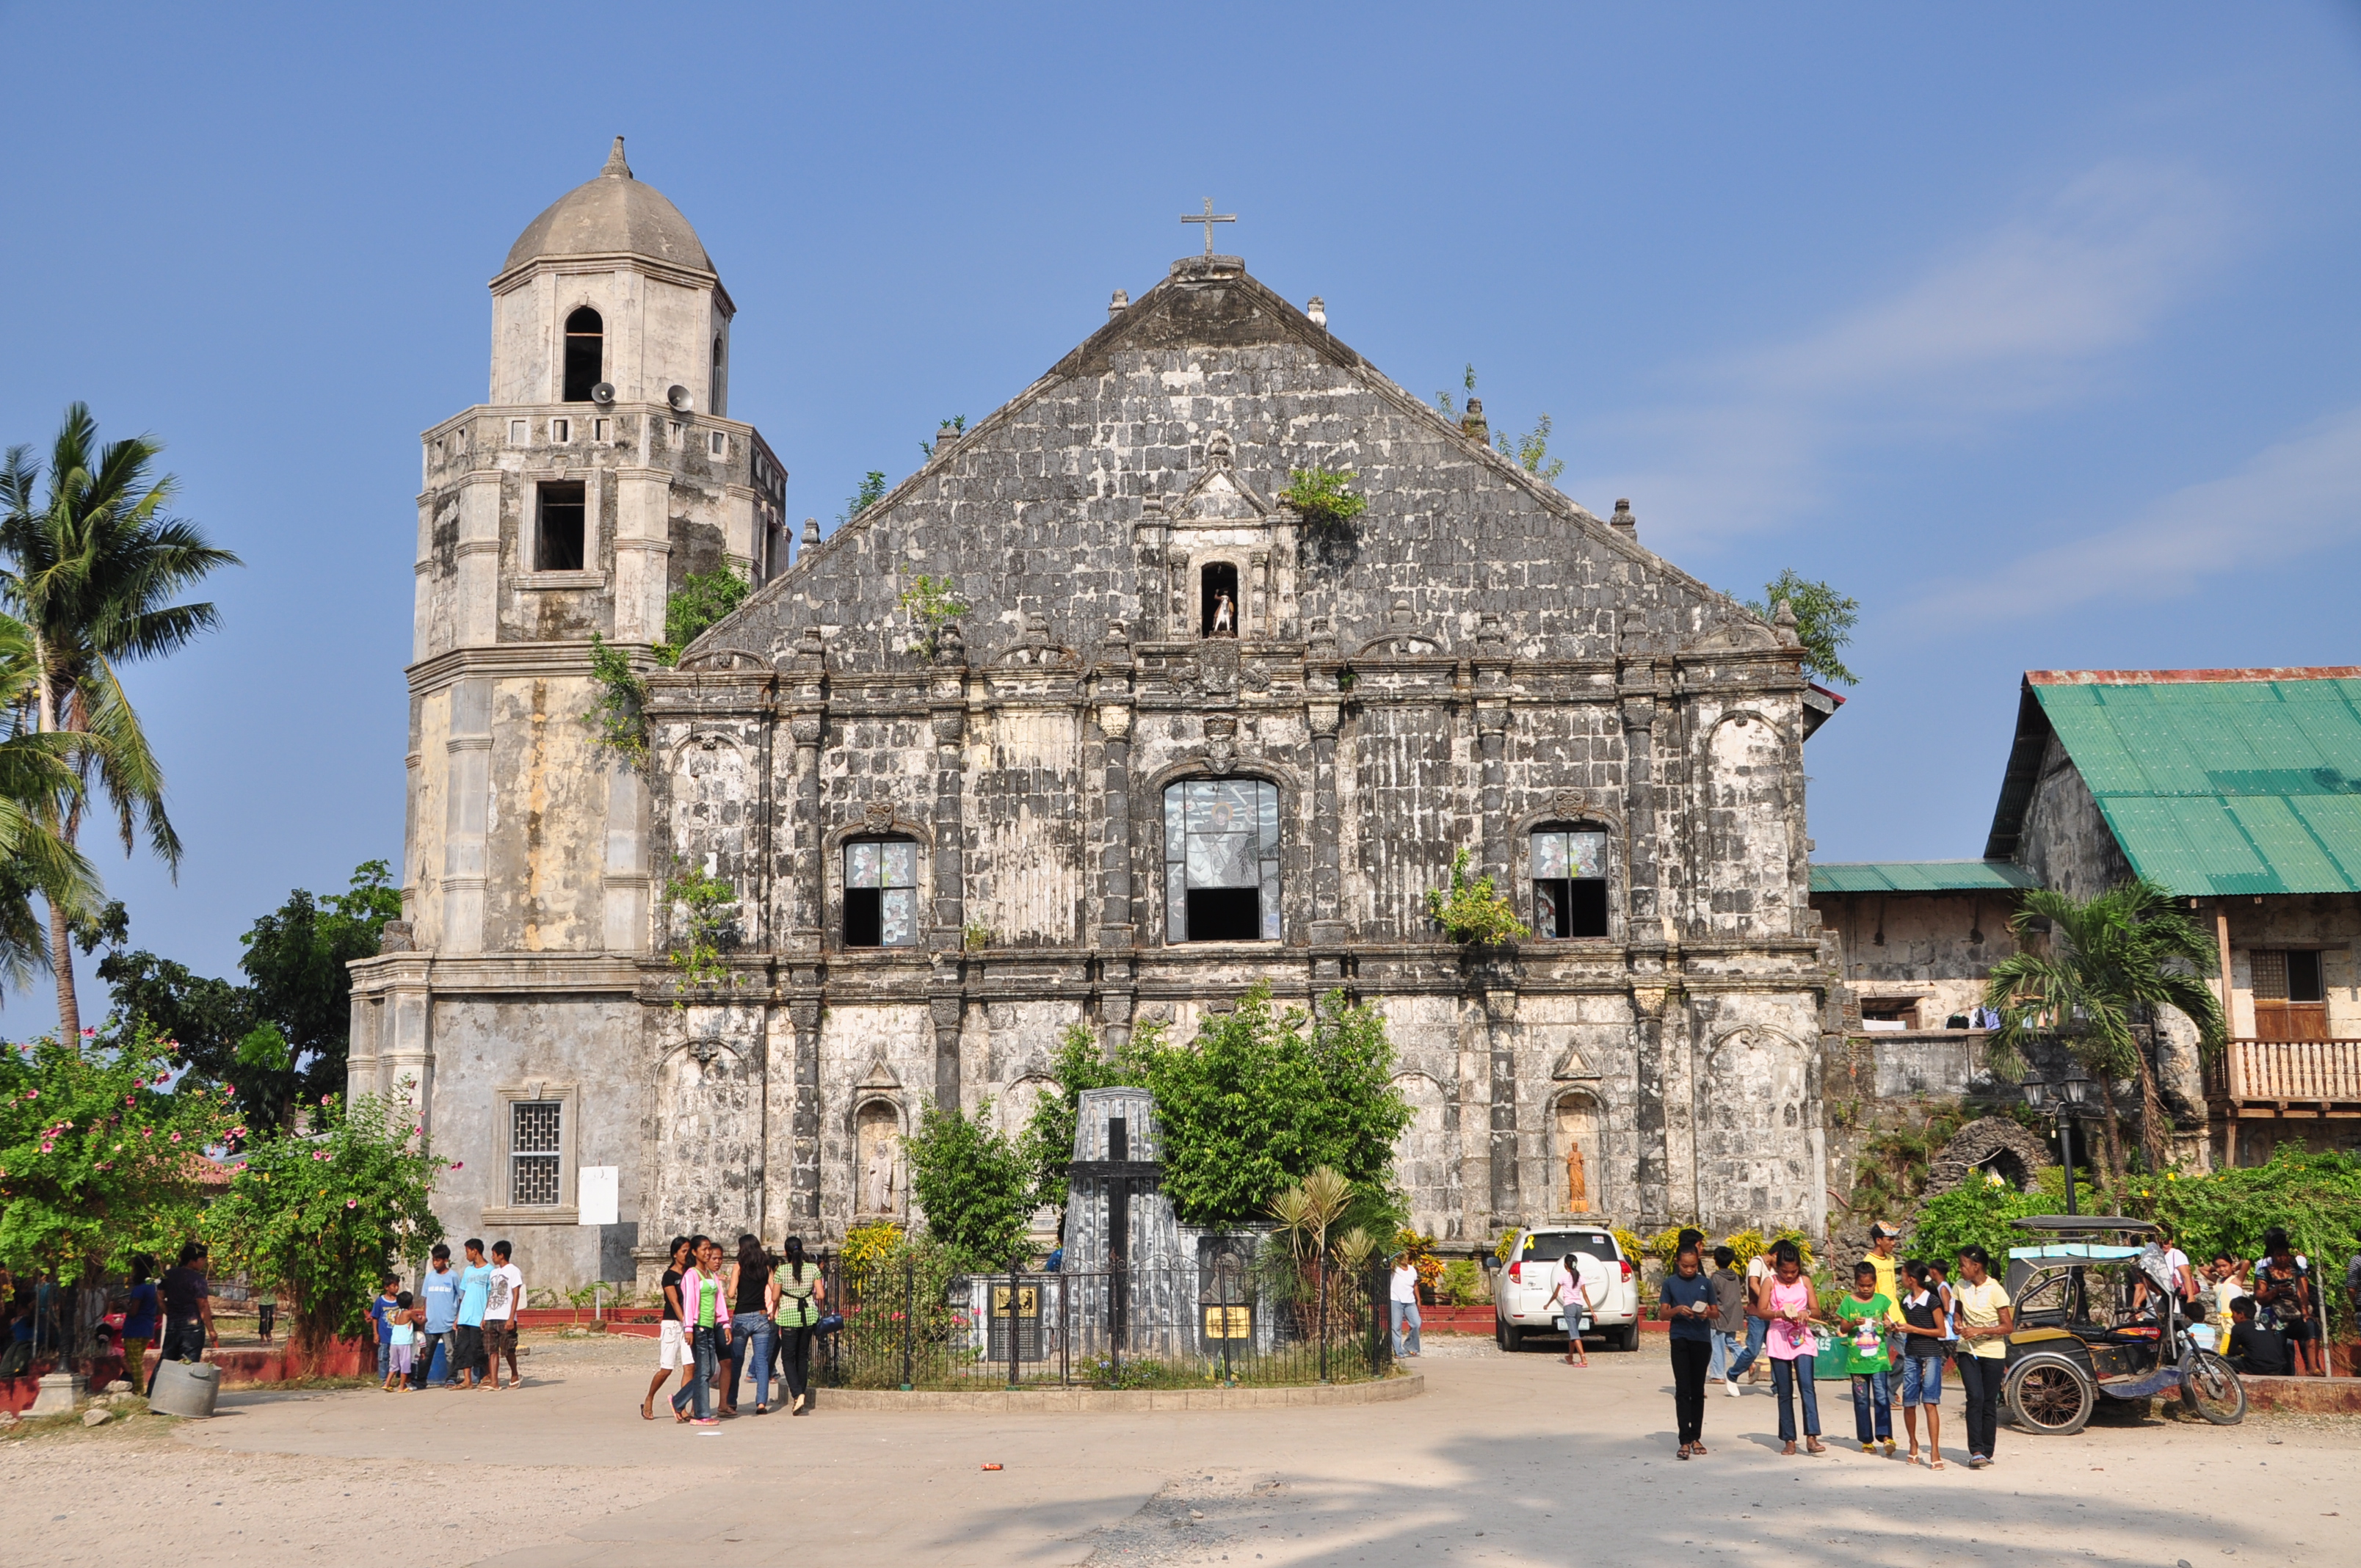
[347,142,788,1290]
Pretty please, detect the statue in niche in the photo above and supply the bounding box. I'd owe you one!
[1555,1092,1597,1214]
[1211,592,1235,636]
[856,1102,899,1214]
[1564,1141,1587,1213]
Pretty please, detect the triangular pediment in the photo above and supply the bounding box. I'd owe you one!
[1172,432,1271,523]
[857,1057,900,1092]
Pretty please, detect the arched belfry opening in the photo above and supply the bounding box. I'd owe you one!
[563,307,603,402]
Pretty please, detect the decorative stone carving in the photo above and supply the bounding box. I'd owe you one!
[377,921,414,955]
[1204,714,1238,775]
[1198,638,1240,695]
[863,800,896,832]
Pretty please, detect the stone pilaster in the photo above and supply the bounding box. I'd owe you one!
[1095,622,1137,1048]
[1483,977,1522,1225]
[776,625,827,951]
[440,677,492,953]
[788,988,822,1228]
[1475,614,1511,881]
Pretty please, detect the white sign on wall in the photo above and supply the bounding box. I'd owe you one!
[577,1166,619,1226]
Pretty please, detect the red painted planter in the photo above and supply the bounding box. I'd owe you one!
[1,1337,374,1415]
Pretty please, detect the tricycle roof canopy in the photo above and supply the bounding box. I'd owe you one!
[2010,1215,2158,1235]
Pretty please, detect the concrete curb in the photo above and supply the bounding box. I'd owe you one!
[808,1372,1424,1412]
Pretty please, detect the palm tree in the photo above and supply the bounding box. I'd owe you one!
[0,611,105,989]
[1981,878,2227,1188]
[0,404,239,1038]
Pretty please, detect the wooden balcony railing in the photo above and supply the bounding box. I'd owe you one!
[2208,1038,2361,1106]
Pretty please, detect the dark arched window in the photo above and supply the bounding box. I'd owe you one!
[709,334,725,413]
[562,307,603,402]
[1531,824,1609,937]
[1163,779,1280,942]
[844,838,918,948]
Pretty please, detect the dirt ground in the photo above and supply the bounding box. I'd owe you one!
[4,1330,2352,1567]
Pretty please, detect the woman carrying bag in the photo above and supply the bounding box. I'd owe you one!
[772,1236,827,1416]
[724,1233,780,1415]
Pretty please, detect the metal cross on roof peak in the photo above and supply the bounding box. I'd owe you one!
[1182,197,1236,257]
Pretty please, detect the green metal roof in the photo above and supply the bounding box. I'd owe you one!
[1809,860,2039,894]
[2020,672,2361,896]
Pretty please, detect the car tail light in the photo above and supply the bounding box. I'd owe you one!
[1508,1261,1523,1284]
[1620,1260,1633,1281]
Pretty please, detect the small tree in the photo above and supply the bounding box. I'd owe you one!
[898,573,969,661]
[1435,365,1563,481]
[0,1023,235,1289]
[1144,984,1410,1227]
[1016,1022,1149,1210]
[904,1097,1031,1271]
[1426,847,1530,945]
[203,1086,446,1357]
[1982,877,2227,1188]
[1279,468,1368,535]
[655,567,751,666]
[840,471,888,525]
[1743,570,1860,687]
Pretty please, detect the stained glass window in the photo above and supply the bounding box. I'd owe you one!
[1531,827,1609,938]
[845,838,920,948]
[1164,780,1281,941]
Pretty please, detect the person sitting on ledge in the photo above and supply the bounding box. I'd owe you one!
[2224,1296,2289,1378]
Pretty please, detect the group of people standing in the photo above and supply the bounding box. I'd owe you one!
[371,1238,525,1390]
[639,1233,827,1423]
[1654,1223,2014,1470]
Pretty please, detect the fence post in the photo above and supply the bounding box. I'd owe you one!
[1007,1257,1022,1389]
[1368,1261,1390,1376]
[1059,1271,1070,1387]
[1219,1233,1233,1386]
[900,1255,915,1392]
[1318,1259,1330,1384]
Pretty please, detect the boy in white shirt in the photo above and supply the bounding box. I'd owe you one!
[484,1240,526,1390]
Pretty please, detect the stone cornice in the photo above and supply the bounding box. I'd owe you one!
[348,951,645,993]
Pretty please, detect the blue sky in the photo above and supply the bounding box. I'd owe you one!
[2,3,2358,1024]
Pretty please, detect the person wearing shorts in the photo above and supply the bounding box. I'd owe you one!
[642,1236,693,1421]
[483,1241,524,1390]
[1894,1261,1947,1469]
[382,1293,418,1392]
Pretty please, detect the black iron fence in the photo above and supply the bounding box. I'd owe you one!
[812,1245,1396,1391]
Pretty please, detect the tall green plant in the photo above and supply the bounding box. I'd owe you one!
[1982,877,2226,1188]
[0,404,240,1041]
[662,858,738,1001]
[1143,984,1410,1226]
[904,1097,1031,1270]
[1426,846,1530,945]
[656,566,751,665]
[1016,1022,1151,1209]
[0,611,102,989]
[203,1086,446,1354]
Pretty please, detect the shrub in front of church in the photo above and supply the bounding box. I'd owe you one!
[0,1023,234,1285]
[904,1096,1032,1271]
[203,1089,446,1357]
[1143,984,1412,1230]
[1438,1260,1484,1307]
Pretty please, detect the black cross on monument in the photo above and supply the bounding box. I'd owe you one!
[1181,197,1236,257]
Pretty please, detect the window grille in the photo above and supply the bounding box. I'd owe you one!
[511,1100,562,1206]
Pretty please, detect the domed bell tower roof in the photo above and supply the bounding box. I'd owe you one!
[501,137,714,278]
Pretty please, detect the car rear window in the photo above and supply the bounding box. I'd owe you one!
[1522,1231,1618,1263]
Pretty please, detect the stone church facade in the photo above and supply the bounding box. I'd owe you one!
[350,143,1840,1291]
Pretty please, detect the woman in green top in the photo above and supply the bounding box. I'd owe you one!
[772,1235,827,1416]
[1835,1260,1896,1454]
[669,1236,733,1425]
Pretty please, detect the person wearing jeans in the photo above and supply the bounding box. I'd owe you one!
[1953,1244,2014,1469]
[1758,1240,1825,1456]
[772,1237,826,1416]
[1660,1246,1717,1458]
[671,1238,731,1424]
[412,1244,460,1389]
[1835,1261,1896,1453]
[1705,1246,1748,1394]
[1389,1257,1422,1358]
[725,1233,777,1415]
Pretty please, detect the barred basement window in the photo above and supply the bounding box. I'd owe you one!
[1164,778,1280,942]
[1531,825,1609,938]
[844,837,918,948]
[510,1100,562,1206]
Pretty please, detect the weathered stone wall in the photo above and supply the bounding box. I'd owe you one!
[2014,732,2134,899]
[1810,888,2027,1027]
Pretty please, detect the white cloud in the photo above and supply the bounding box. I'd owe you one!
[1581,161,2233,548]
[1919,405,2361,620]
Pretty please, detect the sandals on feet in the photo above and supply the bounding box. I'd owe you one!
[1676,1445,1691,1460]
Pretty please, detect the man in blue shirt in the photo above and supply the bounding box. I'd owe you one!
[453,1239,493,1391]
[412,1244,460,1389]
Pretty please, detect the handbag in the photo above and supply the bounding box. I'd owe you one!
[815,1311,844,1336]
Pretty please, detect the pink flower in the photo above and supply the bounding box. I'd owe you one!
[23,1089,35,1100]
[61,1119,72,1129]
[39,1142,52,1153]
[413,1125,424,1135]
[170,1131,183,1143]
[320,1094,333,1106]
[81,1026,95,1038]
[141,1128,153,1139]
[346,1198,358,1208]
[123,1095,135,1106]
[451,1161,463,1170]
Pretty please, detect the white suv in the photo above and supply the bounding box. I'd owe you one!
[1493,1225,1641,1351]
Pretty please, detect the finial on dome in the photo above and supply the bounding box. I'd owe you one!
[601,137,632,179]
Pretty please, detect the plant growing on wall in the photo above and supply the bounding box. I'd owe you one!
[1279,467,1368,535]
[898,572,970,661]
[585,570,752,766]
[662,857,737,1001]
[655,566,751,666]
[1743,570,1861,687]
[203,1085,446,1356]
[904,1096,1032,1271]
[1435,365,1564,481]
[1426,847,1531,945]
[840,470,888,525]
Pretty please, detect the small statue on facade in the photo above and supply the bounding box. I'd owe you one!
[1211,592,1235,636]
[1564,1140,1587,1213]
[861,1139,896,1214]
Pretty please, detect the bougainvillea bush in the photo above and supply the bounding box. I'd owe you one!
[203,1086,446,1353]
[0,1026,235,1279]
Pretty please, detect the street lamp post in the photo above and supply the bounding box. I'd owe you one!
[2020,1071,2097,1216]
